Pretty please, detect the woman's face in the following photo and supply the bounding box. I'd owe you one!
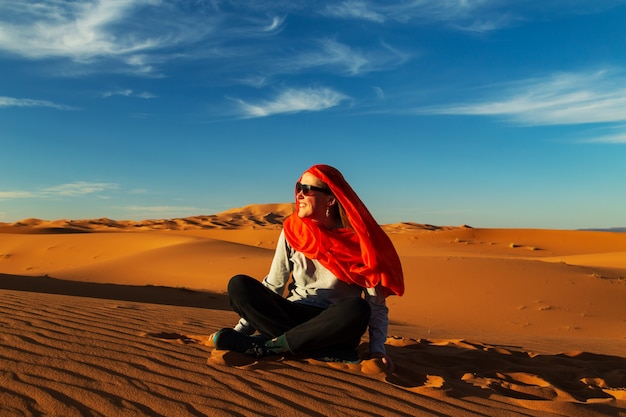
[296,172,333,221]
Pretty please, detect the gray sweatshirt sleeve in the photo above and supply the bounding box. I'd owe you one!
[262,230,292,296]
[365,286,390,355]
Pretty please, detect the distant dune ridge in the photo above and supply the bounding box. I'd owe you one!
[0,203,296,232]
[580,227,626,233]
[1,203,626,416]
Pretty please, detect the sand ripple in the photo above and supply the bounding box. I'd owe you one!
[2,289,624,417]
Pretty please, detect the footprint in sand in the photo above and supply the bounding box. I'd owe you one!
[206,348,388,375]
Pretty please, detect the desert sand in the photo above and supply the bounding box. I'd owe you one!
[1,203,625,417]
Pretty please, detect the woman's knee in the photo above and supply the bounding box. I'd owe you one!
[227,274,257,295]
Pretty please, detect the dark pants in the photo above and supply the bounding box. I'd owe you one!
[228,274,371,353]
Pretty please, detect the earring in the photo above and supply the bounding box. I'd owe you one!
[325,207,330,217]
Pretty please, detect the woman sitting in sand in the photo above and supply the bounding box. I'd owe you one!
[210,164,404,369]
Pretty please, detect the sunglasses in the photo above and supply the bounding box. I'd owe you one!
[295,182,331,196]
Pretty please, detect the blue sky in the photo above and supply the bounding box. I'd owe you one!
[1,0,626,229]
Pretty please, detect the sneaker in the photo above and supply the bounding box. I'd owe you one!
[244,342,290,358]
[213,328,266,353]
[245,343,271,358]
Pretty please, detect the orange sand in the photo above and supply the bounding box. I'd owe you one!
[1,203,625,416]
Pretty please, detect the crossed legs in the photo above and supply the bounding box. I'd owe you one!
[227,274,371,353]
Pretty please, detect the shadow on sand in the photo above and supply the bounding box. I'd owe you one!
[0,273,231,311]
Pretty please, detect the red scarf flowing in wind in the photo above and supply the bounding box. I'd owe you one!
[283,164,404,297]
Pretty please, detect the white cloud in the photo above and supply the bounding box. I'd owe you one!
[101,89,157,99]
[236,75,270,88]
[264,16,286,32]
[0,182,119,201]
[42,182,119,197]
[320,0,626,33]
[0,96,75,110]
[582,131,626,144]
[284,38,408,76]
[450,13,516,33]
[321,0,506,30]
[272,38,369,76]
[233,87,349,118]
[1,0,622,83]
[0,191,35,200]
[136,91,157,99]
[101,89,133,98]
[0,1,411,80]
[0,0,216,74]
[0,1,157,59]
[373,86,385,100]
[417,70,626,126]
[323,1,386,22]
[315,39,370,75]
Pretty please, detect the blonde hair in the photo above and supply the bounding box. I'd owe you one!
[337,203,352,230]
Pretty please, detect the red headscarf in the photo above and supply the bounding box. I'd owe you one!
[283,164,404,297]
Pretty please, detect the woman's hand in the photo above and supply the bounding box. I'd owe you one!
[370,351,395,372]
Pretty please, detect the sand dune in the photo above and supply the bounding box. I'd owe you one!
[0,203,294,233]
[1,203,625,416]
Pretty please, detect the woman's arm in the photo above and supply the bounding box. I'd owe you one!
[365,285,395,371]
[366,286,389,354]
[262,230,293,296]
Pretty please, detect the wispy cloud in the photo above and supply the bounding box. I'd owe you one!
[236,75,271,88]
[0,1,412,79]
[0,182,119,201]
[373,87,385,100]
[263,15,286,32]
[0,1,217,74]
[291,39,370,75]
[100,89,157,99]
[321,0,626,32]
[0,96,75,110]
[0,1,156,58]
[323,1,387,23]
[0,191,35,200]
[579,126,626,144]
[450,13,517,33]
[101,89,133,98]
[279,38,409,77]
[42,182,119,197]
[231,87,349,118]
[416,70,626,126]
[2,0,622,84]
[321,0,512,31]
